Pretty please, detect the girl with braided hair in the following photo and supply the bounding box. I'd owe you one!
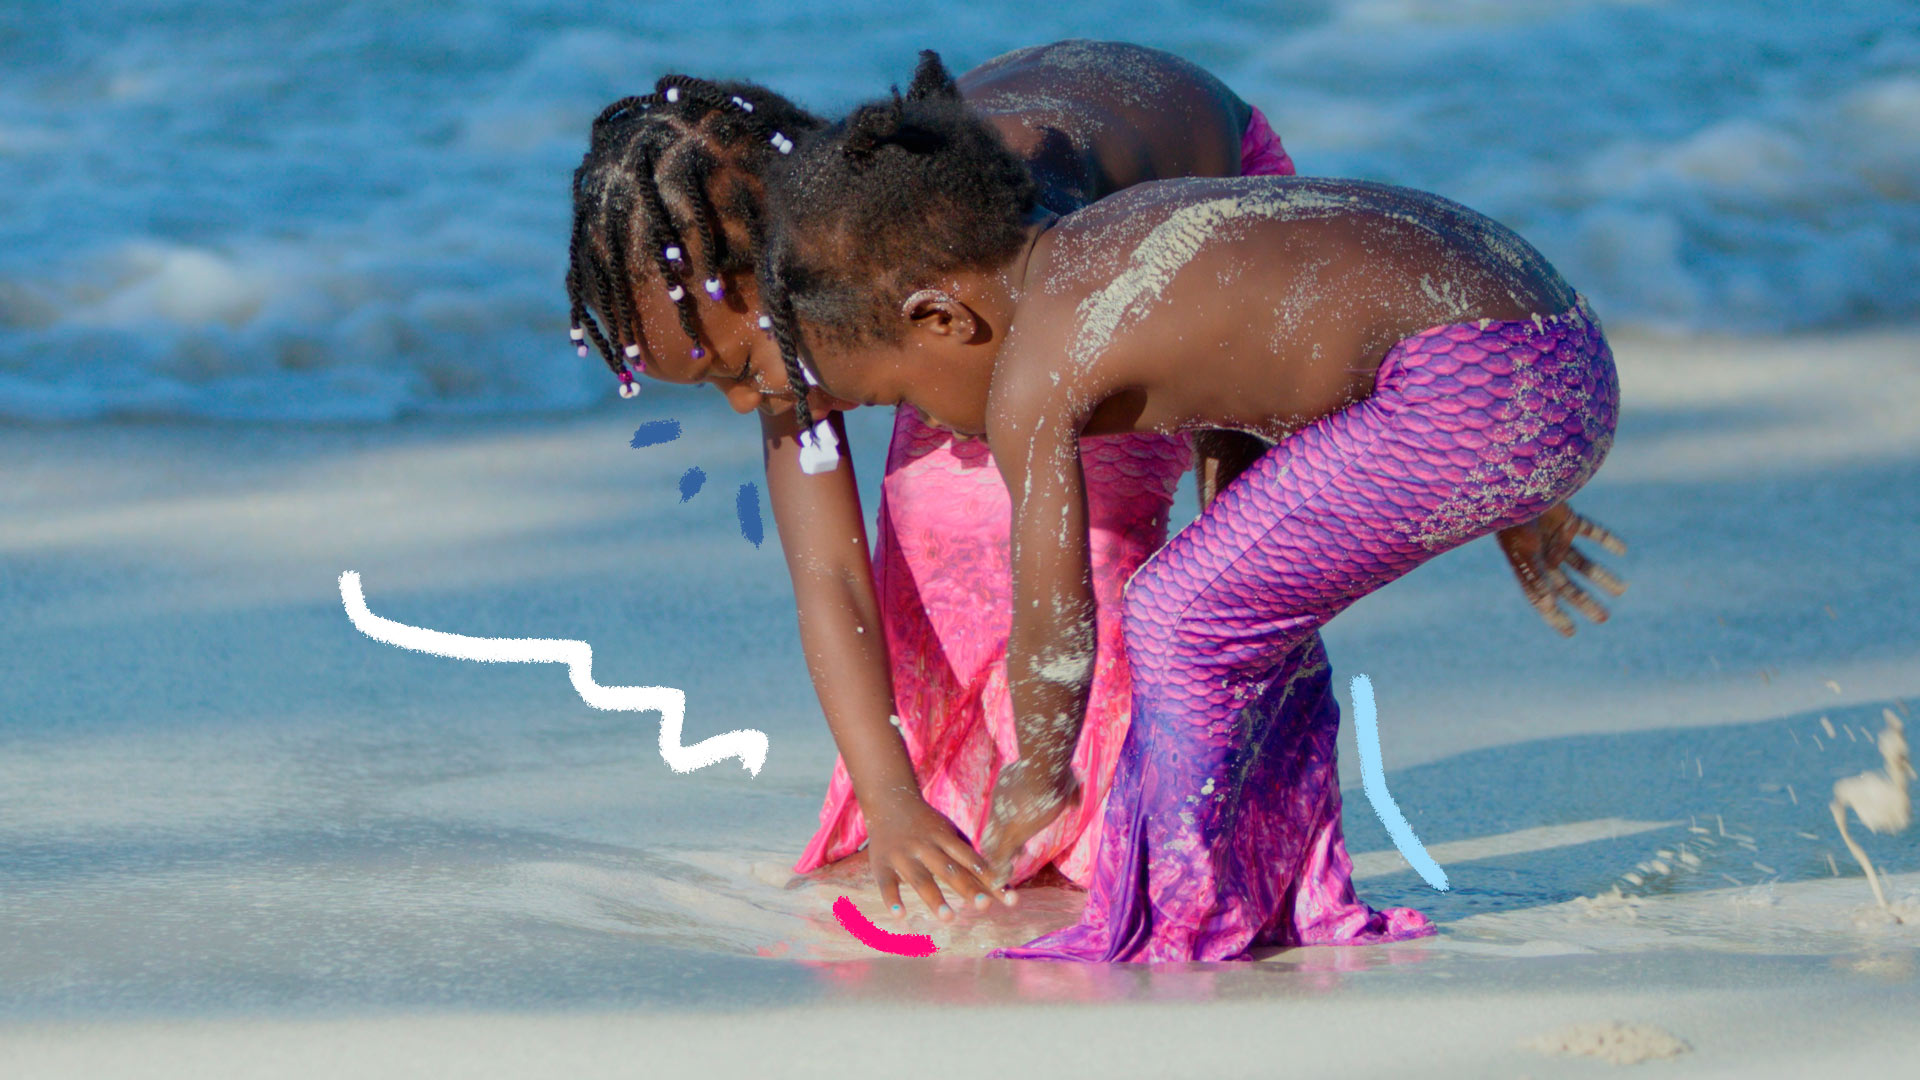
[568,44,1321,926]
[757,68,1626,962]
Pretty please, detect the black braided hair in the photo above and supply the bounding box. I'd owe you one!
[759,51,1038,435]
[566,75,824,386]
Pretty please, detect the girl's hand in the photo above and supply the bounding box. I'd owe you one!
[865,796,1004,921]
[1496,501,1628,636]
[979,756,1081,886]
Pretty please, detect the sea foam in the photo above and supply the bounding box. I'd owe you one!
[0,0,1912,421]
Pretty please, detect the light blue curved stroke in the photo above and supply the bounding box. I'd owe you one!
[1351,674,1449,891]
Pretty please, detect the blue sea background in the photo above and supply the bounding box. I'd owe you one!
[0,0,1914,422]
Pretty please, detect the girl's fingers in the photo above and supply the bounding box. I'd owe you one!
[1519,556,1575,635]
[976,818,1009,880]
[1564,548,1627,597]
[935,858,995,912]
[934,837,1002,909]
[1553,570,1610,625]
[900,863,955,922]
[983,816,1038,888]
[1536,593,1576,636]
[1575,514,1628,556]
[876,869,906,921]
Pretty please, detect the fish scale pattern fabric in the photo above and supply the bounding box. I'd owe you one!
[997,300,1618,961]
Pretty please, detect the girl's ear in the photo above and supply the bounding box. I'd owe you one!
[902,288,979,342]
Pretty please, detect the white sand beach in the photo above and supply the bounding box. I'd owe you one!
[4,327,1917,1076]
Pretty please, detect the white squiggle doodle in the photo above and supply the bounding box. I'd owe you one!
[339,571,768,775]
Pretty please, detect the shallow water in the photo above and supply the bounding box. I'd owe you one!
[1,1,1915,420]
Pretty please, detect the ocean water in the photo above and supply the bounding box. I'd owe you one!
[0,0,1913,422]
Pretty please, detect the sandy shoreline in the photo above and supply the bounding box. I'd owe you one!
[5,933,1919,1079]
[4,327,1918,1075]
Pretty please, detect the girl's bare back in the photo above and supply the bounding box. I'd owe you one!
[1007,175,1582,441]
[961,40,1249,213]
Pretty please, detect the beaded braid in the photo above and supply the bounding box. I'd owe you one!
[681,152,730,302]
[758,248,817,438]
[567,264,619,376]
[762,262,842,475]
[630,138,704,353]
[565,74,819,398]
[568,165,626,384]
[602,183,650,389]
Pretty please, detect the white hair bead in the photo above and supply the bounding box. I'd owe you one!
[624,344,641,359]
[619,380,641,399]
[664,245,682,262]
[569,327,585,341]
[732,96,754,113]
[665,87,681,103]
[797,416,841,475]
[757,315,772,329]
[666,284,685,301]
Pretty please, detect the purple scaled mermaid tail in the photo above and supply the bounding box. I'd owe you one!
[997,300,1619,962]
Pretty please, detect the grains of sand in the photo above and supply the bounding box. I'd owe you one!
[1524,1022,1691,1065]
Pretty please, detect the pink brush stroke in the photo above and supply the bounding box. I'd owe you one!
[832,896,938,957]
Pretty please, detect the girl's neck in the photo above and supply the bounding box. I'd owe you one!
[1010,207,1061,297]
[952,207,1058,346]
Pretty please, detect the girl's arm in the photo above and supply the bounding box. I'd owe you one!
[761,408,1001,916]
[978,383,1096,878]
[1193,429,1270,510]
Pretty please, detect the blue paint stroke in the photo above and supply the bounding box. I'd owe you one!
[1350,674,1449,891]
[736,482,763,547]
[678,467,706,502]
[630,419,682,449]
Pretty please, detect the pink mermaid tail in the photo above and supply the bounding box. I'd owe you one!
[794,108,1294,887]
[793,409,1190,885]
[997,302,1620,962]
[1237,106,1295,179]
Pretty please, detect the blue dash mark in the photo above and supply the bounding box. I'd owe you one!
[1351,674,1449,891]
[630,419,682,449]
[678,467,706,502]
[736,482,763,547]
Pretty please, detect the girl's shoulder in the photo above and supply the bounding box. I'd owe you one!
[1032,176,1344,297]
[1040,174,1537,279]
[1053,175,1487,231]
